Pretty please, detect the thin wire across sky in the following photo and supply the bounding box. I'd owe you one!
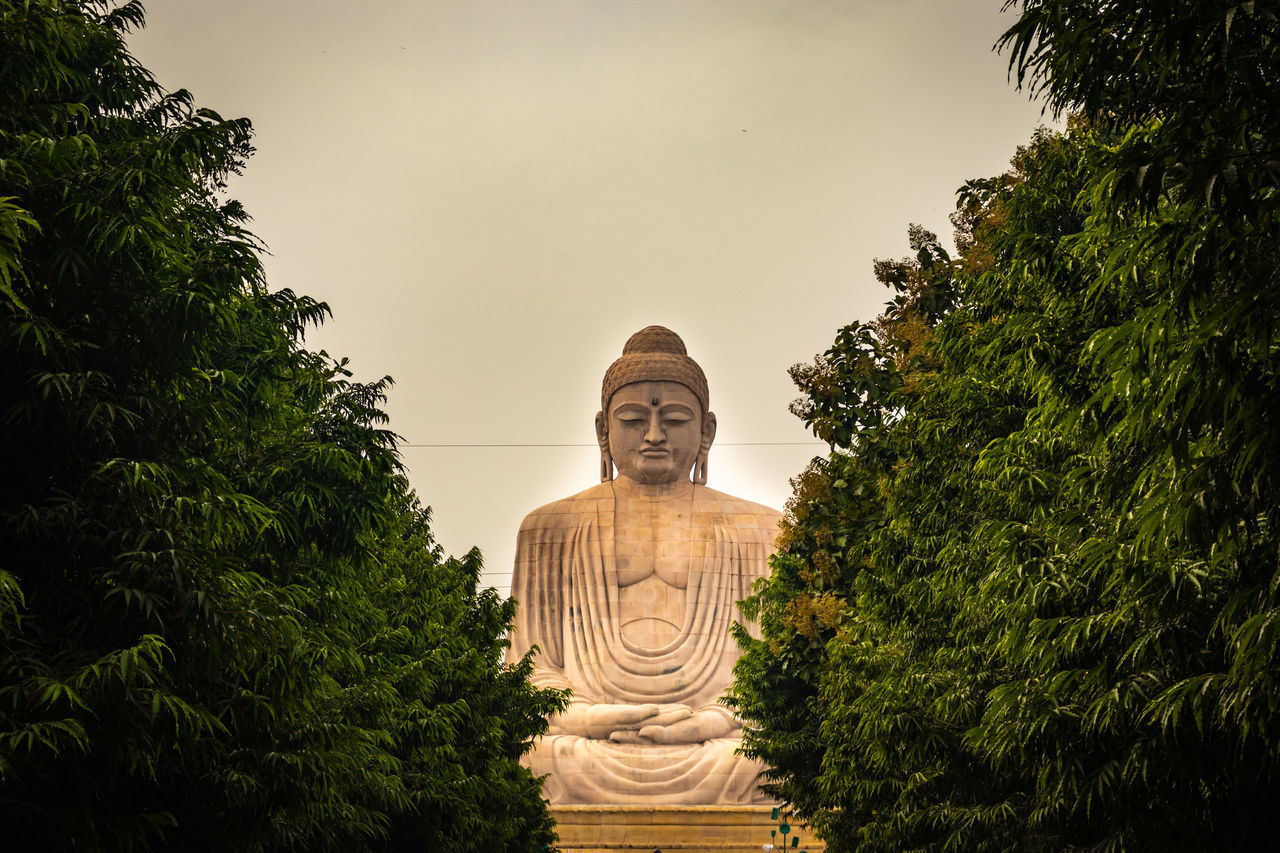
[401,442,825,447]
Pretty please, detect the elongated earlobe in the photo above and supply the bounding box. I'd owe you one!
[595,411,613,482]
[693,451,708,485]
[694,411,717,485]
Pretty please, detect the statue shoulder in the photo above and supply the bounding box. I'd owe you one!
[693,485,784,527]
[518,482,614,535]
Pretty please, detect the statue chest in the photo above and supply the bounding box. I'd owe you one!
[612,499,695,648]
[612,500,693,587]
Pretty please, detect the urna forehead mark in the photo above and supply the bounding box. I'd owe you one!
[607,381,701,414]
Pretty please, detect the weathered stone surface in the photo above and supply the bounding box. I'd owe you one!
[510,327,782,806]
[550,805,824,852]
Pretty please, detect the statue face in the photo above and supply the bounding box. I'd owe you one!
[601,381,707,485]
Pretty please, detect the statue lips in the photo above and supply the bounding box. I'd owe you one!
[638,448,671,472]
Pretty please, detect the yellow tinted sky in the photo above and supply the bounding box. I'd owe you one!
[129,1,1054,595]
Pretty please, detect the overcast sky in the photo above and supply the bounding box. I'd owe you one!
[128,1,1053,596]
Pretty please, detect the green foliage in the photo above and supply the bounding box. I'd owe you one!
[734,2,1280,850]
[0,2,564,850]
[728,221,961,840]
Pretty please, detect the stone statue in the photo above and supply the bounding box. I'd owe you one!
[509,326,781,805]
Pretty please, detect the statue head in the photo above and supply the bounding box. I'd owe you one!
[595,326,717,485]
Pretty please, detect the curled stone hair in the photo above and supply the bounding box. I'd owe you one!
[601,326,708,414]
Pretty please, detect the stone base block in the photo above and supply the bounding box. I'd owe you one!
[550,805,824,853]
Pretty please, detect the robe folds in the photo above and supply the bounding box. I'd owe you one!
[509,480,782,805]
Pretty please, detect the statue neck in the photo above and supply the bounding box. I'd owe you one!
[612,475,695,502]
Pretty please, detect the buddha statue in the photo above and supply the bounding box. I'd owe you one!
[509,325,781,805]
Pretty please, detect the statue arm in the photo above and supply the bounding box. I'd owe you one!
[509,520,565,669]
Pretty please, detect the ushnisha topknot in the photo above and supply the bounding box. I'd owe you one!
[601,326,709,414]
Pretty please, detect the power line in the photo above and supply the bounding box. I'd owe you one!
[399,441,825,448]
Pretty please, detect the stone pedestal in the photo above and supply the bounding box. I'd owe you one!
[550,805,824,853]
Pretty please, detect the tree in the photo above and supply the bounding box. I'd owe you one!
[728,216,971,848]
[735,1,1280,848]
[0,2,564,850]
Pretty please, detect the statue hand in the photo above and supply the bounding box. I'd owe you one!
[550,702,691,739]
[647,704,695,727]
[631,708,737,745]
[606,705,692,743]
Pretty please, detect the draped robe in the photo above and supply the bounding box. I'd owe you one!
[509,480,781,804]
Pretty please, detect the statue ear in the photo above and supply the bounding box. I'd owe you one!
[595,410,613,482]
[694,412,716,485]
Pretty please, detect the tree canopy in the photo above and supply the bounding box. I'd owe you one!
[730,1,1280,849]
[0,2,564,850]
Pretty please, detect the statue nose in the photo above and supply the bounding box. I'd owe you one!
[645,413,665,444]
